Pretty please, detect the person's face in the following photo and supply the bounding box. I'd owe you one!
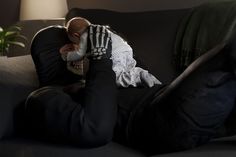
[66,31,88,62]
[68,33,80,44]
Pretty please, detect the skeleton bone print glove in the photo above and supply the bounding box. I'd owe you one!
[87,24,112,60]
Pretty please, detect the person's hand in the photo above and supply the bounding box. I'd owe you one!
[59,43,75,55]
[71,60,83,69]
[59,43,75,60]
[87,24,112,60]
[67,60,84,75]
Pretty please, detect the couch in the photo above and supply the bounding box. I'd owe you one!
[0,7,236,157]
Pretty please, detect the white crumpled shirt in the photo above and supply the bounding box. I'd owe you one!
[110,32,162,87]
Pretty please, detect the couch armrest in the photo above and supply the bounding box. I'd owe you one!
[0,55,38,139]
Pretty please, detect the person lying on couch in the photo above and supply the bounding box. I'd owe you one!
[25,22,236,155]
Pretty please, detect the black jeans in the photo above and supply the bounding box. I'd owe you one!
[127,49,236,155]
[25,59,117,147]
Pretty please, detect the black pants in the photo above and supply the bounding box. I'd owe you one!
[25,59,117,147]
[127,49,236,155]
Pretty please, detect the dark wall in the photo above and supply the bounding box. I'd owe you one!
[0,0,20,28]
[0,0,212,28]
[68,0,212,12]
[2,0,225,28]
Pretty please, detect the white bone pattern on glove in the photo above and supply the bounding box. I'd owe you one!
[88,25,112,60]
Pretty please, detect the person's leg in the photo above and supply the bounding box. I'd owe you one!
[25,59,117,147]
[128,48,236,154]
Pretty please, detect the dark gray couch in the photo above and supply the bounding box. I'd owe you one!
[0,8,236,157]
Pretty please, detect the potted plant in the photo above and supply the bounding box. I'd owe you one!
[0,25,26,56]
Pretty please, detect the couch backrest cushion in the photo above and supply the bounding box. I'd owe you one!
[66,8,189,84]
[0,55,38,139]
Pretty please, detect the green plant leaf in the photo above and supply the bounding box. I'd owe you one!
[6,25,21,32]
[0,25,27,56]
[5,31,17,37]
[0,31,6,38]
[15,34,27,40]
[8,41,25,47]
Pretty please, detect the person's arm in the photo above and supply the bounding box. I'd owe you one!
[25,24,117,147]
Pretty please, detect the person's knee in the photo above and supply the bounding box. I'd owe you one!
[24,87,64,133]
[25,87,56,116]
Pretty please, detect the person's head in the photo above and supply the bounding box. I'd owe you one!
[66,17,91,44]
